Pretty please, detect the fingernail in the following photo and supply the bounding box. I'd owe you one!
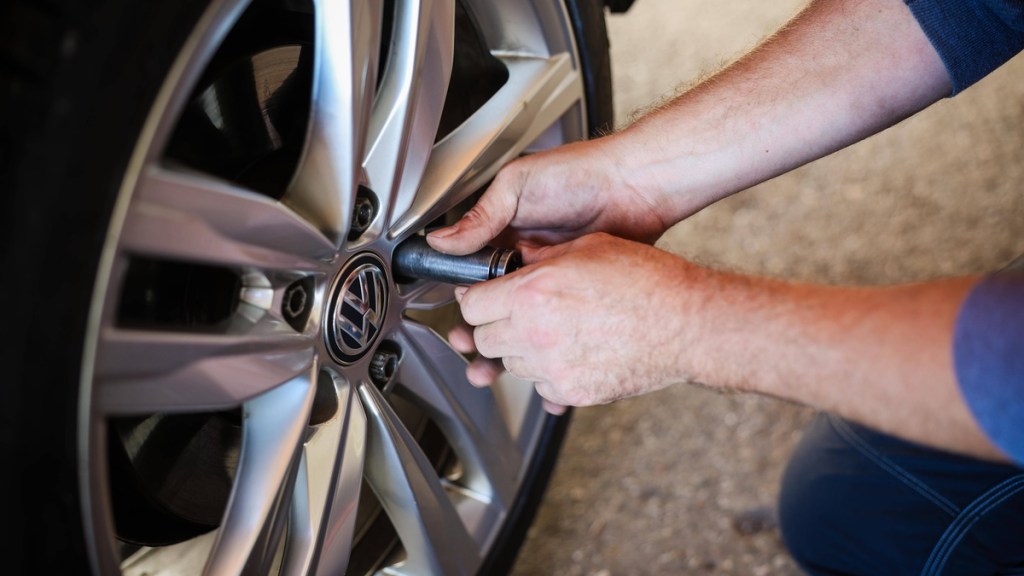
[454,286,467,302]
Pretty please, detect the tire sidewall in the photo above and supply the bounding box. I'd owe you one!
[1,2,210,573]
[477,1,614,573]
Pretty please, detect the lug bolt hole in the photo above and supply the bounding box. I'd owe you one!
[282,277,315,332]
[309,369,340,426]
[283,285,307,318]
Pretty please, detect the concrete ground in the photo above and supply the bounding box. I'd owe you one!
[511,1,1024,575]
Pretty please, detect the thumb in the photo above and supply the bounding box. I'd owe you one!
[427,183,520,256]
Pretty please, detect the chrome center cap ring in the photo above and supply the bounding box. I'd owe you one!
[325,253,389,364]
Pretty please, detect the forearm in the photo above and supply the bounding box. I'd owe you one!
[605,0,951,221]
[682,270,1003,460]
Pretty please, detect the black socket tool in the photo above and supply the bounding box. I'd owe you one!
[392,236,522,285]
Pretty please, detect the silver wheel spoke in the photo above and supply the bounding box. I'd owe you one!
[205,370,317,576]
[395,320,521,509]
[90,1,586,572]
[360,383,478,575]
[283,376,368,576]
[95,321,315,415]
[285,0,384,245]
[390,53,582,238]
[400,281,456,311]
[123,166,333,271]
[282,411,343,576]
[364,0,455,232]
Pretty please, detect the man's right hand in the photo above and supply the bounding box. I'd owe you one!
[425,136,670,256]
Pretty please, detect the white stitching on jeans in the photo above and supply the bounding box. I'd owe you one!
[828,415,960,516]
[919,474,1024,576]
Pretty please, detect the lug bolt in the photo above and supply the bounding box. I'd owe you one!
[349,188,378,240]
[370,345,400,389]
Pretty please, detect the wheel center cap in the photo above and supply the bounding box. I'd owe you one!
[326,253,389,364]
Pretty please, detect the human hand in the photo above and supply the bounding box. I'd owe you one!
[446,324,571,415]
[426,137,670,256]
[453,233,701,413]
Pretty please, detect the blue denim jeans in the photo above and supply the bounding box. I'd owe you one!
[779,414,1024,575]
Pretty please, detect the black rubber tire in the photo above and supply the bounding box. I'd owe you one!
[1,3,212,574]
[479,2,614,573]
[0,1,613,574]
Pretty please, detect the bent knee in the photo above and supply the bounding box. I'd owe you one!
[778,415,957,575]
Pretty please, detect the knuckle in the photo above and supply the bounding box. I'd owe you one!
[527,325,560,350]
[458,287,497,328]
[473,327,498,358]
[534,380,562,403]
[494,159,528,188]
[503,357,533,381]
[562,385,589,407]
[553,383,583,407]
[457,293,479,324]
[501,356,519,375]
[491,164,518,189]
[508,282,565,350]
[474,180,522,232]
[459,205,506,246]
[581,231,611,247]
[548,368,591,407]
[517,278,553,308]
[462,201,490,223]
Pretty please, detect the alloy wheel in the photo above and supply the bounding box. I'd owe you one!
[78,0,588,574]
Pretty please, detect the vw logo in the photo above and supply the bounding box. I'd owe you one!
[326,255,389,363]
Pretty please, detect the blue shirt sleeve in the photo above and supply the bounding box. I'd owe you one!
[953,269,1024,463]
[905,0,1024,94]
